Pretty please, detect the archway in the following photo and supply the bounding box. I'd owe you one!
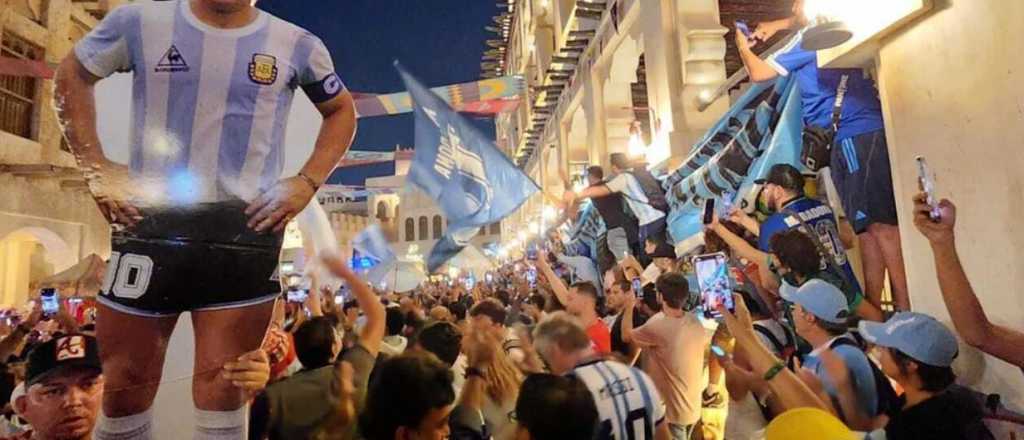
[0,227,75,306]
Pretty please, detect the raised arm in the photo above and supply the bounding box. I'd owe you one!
[324,255,385,357]
[718,294,829,412]
[736,28,780,83]
[709,218,769,271]
[913,195,1024,367]
[536,251,570,307]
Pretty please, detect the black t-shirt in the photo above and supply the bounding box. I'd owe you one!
[884,387,994,440]
[590,183,627,229]
[609,307,650,357]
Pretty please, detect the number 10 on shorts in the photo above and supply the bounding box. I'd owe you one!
[102,251,154,299]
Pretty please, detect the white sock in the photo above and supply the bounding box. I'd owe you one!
[194,407,247,440]
[95,408,154,440]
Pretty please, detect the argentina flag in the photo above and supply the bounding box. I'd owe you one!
[396,63,539,272]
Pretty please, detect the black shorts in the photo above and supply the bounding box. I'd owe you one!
[98,200,283,317]
[830,130,899,234]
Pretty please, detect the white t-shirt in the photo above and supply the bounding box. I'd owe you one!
[604,174,666,227]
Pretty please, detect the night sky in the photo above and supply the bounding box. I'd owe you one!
[257,0,500,186]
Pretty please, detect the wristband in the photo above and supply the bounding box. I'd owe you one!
[465,367,485,379]
[763,362,786,381]
[296,172,320,192]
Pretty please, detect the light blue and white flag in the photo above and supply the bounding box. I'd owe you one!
[396,63,539,272]
[352,224,396,265]
[663,75,804,252]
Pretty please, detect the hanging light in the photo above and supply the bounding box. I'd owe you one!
[627,120,645,158]
[801,0,854,50]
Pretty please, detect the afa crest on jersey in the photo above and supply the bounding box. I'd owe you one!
[248,53,278,85]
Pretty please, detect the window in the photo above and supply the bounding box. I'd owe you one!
[0,32,42,139]
[418,216,428,241]
[432,215,443,239]
[405,218,415,242]
[489,222,501,235]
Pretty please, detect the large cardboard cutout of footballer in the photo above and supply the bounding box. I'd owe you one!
[54,0,356,436]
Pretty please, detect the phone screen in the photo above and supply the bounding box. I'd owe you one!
[526,243,538,261]
[631,277,642,297]
[40,288,59,315]
[703,199,716,225]
[735,21,753,39]
[694,253,734,317]
[526,267,537,286]
[711,345,728,358]
[464,276,476,290]
[286,289,308,303]
[485,273,494,284]
[719,191,735,218]
[915,156,941,221]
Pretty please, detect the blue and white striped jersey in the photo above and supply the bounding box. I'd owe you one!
[571,359,667,440]
[75,0,345,204]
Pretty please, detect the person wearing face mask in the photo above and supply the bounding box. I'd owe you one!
[708,164,882,322]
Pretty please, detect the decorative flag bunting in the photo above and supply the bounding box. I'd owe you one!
[354,75,523,118]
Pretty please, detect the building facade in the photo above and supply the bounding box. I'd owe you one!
[0,0,122,306]
[489,0,765,238]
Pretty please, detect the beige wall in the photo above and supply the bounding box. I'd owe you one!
[876,0,1024,408]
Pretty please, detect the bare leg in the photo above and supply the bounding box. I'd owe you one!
[870,223,910,311]
[96,303,179,416]
[191,300,275,411]
[857,232,887,310]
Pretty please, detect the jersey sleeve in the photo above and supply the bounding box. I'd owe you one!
[74,5,135,78]
[757,217,785,252]
[766,36,815,77]
[603,174,630,194]
[297,34,345,104]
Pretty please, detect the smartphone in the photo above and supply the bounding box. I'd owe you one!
[526,242,538,261]
[526,267,537,286]
[286,289,308,303]
[464,276,476,290]
[915,156,941,222]
[631,277,642,297]
[485,273,494,284]
[693,252,734,318]
[735,21,754,39]
[711,345,731,362]
[40,288,59,316]
[719,191,735,218]
[702,198,716,225]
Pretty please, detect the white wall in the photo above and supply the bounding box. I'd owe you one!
[875,0,1024,409]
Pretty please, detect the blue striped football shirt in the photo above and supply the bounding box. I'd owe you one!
[571,359,667,440]
[75,0,345,204]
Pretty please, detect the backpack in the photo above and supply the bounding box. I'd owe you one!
[627,168,669,213]
[829,336,902,418]
[753,322,797,369]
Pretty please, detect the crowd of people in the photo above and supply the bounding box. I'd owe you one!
[0,185,1020,440]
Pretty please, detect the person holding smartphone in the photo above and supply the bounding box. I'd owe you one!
[622,272,710,439]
